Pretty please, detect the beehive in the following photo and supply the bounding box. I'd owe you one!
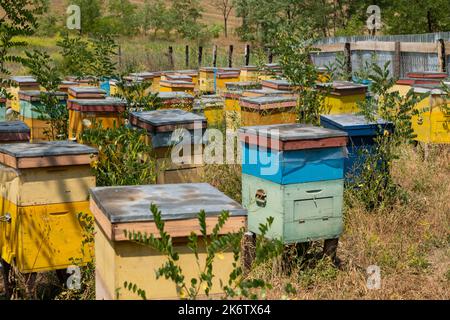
[68,86,107,100]
[8,76,40,113]
[160,80,195,95]
[411,86,450,144]
[58,81,79,94]
[0,121,30,143]
[240,65,259,82]
[68,98,126,141]
[239,96,298,126]
[239,124,347,243]
[320,114,392,180]
[0,142,98,273]
[316,81,368,114]
[19,91,67,142]
[261,79,296,92]
[129,72,161,92]
[129,109,206,184]
[392,78,443,97]
[199,67,241,93]
[165,74,193,83]
[91,183,247,300]
[193,95,224,127]
[158,92,194,111]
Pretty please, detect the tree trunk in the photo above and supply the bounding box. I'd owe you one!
[224,17,228,38]
[427,10,433,33]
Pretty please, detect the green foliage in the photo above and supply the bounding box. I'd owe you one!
[326,52,351,81]
[108,0,140,37]
[124,204,288,300]
[0,0,45,98]
[81,125,157,187]
[90,34,118,79]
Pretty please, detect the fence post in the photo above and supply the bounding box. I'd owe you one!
[438,39,446,73]
[268,49,273,64]
[394,41,401,79]
[185,45,189,68]
[212,45,218,67]
[118,45,122,71]
[168,46,174,69]
[245,44,250,66]
[198,46,203,67]
[228,45,234,68]
[344,42,352,80]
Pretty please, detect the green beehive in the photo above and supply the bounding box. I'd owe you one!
[242,174,344,243]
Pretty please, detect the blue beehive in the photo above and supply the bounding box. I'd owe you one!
[320,114,392,180]
[239,124,348,185]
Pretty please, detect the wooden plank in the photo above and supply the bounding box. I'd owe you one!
[316,41,437,53]
[400,42,437,53]
[314,43,345,53]
[351,41,395,51]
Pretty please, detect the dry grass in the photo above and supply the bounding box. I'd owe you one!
[246,144,450,300]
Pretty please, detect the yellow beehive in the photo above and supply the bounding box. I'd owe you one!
[239,96,298,127]
[160,80,195,95]
[240,65,259,82]
[7,76,40,113]
[157,92,194,111]
[199,67,241,93]
[19,91,68,142]
[91,183,247,300]
[0,142,97,274]
[316,66,331,83]
[129,109,206,184]
[68,98,126,141]
[261,79,297,92]
[58,81,79,94]
[0,121,30,144]
[67,86,107,100]
[129,72,161,93]
[193,95,224,127]
[317,81,368,114]
[411,86,450,144]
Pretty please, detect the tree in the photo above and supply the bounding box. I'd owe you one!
[109,0,139,36]
[214,0,235,38]
[170,0,204,39]
[69,0,102,34]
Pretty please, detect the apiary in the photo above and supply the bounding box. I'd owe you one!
[261,79,296,92]
[7,76,40,113]
[68,98,126,141]
[160,80,195,95]
[316,81,368,114]
[91,183,247,300]
[58,81,79,94]
[411,85,450,144]
[320,114,392,180]
[68,86,107,100]
[129,72,161,92]
[129,109,207,184]
[18,91,67,142]
[239,124,348,244]
[239,96,298,126]
[193,95,224,127]
[158,92,194,111]
[0,121,30,143]
[0,141,98,274]
[240,65,259,82]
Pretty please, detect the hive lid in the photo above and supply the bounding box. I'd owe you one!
[19,90,67,102]
[68,97,127,112]
[160,79,195,88]
[0,141,98,169]
[157,92,194,100]
[412,84,446,95]
[261,79,294,90]
[240,65,258,71]
[90,183,247,224]
[239,124,348,150]
[10,76,38,85]
[130,109,206,132]
[0,121,30,142]
[166,74,193,82]
[68,86,106,94]
[239,96,297,110]
[129,72,158,79]
[320,114,391,137]
[316,81,368,94]
[406,71,448,79]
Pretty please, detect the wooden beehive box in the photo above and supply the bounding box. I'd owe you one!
[199,68,240,93]
[160,80,195,95]
[8,76,40,113]
[129,72,161,92]
[68,86,107,100]
[392,78,444,97]
[91,183,247,300]
[240,65,259,82]
[18,91,67,142]
[67,98,127,141]
[261,79,296,91]
[58,80,79,93]
[239,96,298,126]
[165,74,193,82]
[0,121,30,143]
[193,95,224,127]
[320,114,392,180]
[157,92,194,111]
[0,141,98,273]
[316,81,368,114]
[411,85,450,144]
[223,82,261,130]
[239,124,347,243]
[129,109,207,184]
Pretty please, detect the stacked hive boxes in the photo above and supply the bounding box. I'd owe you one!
[239,96,298,127]
[91,183,247,300]
[316,81,368,114]
[320,114,392,181]
[58,81,79,94]
[8,76,40,113]
[411,85,450,144]
[19,91,67,142]
[240,124,348,246]
[129,109,206,184]
[199,67,240,93]
[157,92,194,111]
[193,94,224,127]
[0,142,97,274]
[393,72,447,97]
[0,121,30,144]
[129,72,161,92]
[67,98,127,141]
[160,79,195,95]
[240,66,259,82]
[68,87,106,100]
